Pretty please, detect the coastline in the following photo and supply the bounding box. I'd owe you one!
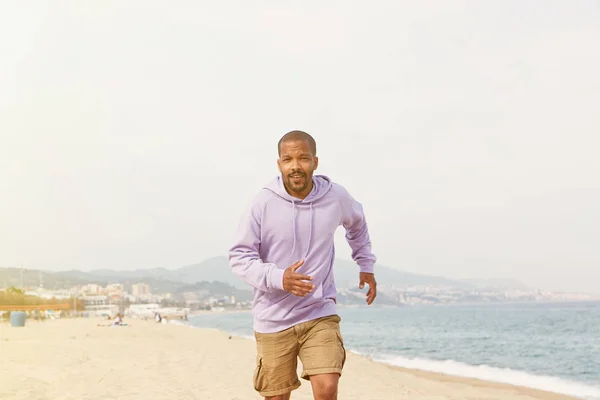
[190,320,591,400]
[0,317,583,400]
[188,305,600,400]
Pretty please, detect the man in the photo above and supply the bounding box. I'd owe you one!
[228,130,377,400]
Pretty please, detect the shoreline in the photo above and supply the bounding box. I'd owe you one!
[0,317,586,400]
[182,317,592,400]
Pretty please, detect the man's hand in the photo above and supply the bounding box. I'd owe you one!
[359,272,377,305]
[283,260,314,296]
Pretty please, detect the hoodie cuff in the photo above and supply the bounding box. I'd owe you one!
[359,263,374,274]
[269,267,286,291]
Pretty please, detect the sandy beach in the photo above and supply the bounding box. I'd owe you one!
[0,318,579,400]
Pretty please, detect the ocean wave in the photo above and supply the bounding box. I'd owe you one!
[166,319,189,327]
[370,353,600,400]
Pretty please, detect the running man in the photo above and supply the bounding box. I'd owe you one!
[229,130,377,400]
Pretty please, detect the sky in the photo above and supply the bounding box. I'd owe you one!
[1,1,599,293]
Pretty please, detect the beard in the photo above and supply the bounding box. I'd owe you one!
[286,171,309,193]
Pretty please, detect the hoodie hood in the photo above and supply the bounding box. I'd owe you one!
[263,174,333,203]
[263,174,333,258]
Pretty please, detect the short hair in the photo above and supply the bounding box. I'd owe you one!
[278,130,317,156]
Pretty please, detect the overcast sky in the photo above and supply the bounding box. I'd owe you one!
[1,1,599,293]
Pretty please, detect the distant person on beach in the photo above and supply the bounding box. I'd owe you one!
[229,130,377,400]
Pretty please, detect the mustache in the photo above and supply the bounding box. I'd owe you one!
[288,171,306,178]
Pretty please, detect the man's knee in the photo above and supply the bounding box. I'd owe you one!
[265,394,290,400]
[310,373,339,400]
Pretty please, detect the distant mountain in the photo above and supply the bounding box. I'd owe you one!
[180,256,478,290]
[0,266,248,299]
[0,268,91,291]
[331,259,475,290]
[57,256,477,291]
[58,270,217,294]
[2,257,532,294]
[173,257,241,287]
[76,257,237,288]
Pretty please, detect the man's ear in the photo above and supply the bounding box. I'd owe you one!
[277,159,282,173]
[314,156,319,170]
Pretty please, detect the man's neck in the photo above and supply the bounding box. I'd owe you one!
[284,180,314,200]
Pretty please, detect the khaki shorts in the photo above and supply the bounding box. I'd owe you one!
[253,314,347,397]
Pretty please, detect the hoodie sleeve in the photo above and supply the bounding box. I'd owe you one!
[339,186,377,274]
[228,195,285,292]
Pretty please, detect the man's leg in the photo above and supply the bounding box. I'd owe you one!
[308,373,339,400]
[253,327,302,399]
[265,394,291,400]
[297,315,346,400]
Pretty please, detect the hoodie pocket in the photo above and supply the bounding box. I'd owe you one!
[335,330,347,369]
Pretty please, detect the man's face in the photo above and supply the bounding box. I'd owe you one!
[277,139,318,199]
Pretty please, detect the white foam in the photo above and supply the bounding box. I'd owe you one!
[371,353,600,400]
[167,320,188,327]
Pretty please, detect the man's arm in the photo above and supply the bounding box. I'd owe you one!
[228,198,285,293]
[340,188,377,273]
[339,186,378,305]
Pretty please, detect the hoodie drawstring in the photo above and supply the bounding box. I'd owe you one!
[290,200,297,256]
[304,203,313,260]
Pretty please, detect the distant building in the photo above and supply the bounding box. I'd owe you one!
[132,283,151,297]
[105,283,124,294]
[82,295,108,307]
[80,284,101,295]
[81,295,117,317]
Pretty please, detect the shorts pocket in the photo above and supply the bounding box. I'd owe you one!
[253,357,264,392]
[335,330,347,369]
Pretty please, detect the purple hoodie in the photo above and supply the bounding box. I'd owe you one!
[228,174,376,333]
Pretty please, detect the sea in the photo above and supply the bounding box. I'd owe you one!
[188,301,600,400]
